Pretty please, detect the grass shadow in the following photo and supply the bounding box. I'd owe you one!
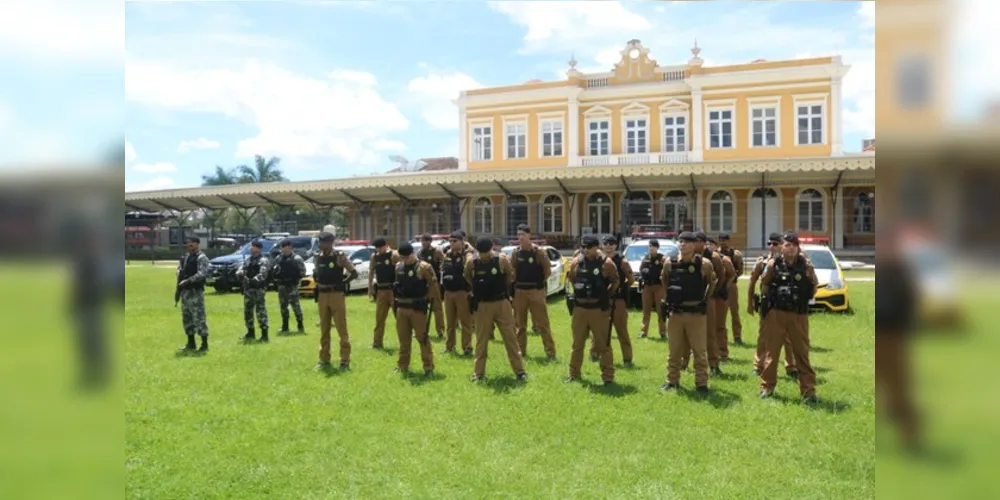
[276,331,308,337]
[681,386,742,409]
[810,345,833,353]
[480,375,527,395]
[711,370,751,382]
[406,371,446,386]
[721,357,751,366]
[526,355,558,365]
[804,397,853,414]
[173,349,206,359]
[582,380,639,398]
[372,346,398,355]
[731,342,756,350]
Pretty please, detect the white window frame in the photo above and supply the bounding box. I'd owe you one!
[748,98,780,148]
[503,116,528,160]
[796,188,826,232]
[469,121,492,162]
[705,99,736,150]
[585,118,611,156]
[708,190,736,233]
[541,194,564,233]
[853,192,875,234]
[474,197,493,235]
[793,94,828,146]
[538,115,565,158]
[661,112,688,153]
[586,192,613,234]
[622,115,649,155]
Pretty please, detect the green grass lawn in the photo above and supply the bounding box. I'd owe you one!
[126,267,874,499]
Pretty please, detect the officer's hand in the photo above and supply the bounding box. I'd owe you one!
[178,279,188,287]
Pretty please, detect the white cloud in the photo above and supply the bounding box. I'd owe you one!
[0,1,120,63]
[126,175,175,192]
[126,58,410,165]
[858,3,875,28]
[125,140,137,163]
[407,71,486,129]
[132,161,177,174]
[488,1,651,54]
[177,137,221,153]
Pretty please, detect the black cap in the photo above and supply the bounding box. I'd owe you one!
[602,235,618,246]
[719,232,731,241]
[492,237,502,246]
[582,235,600,248]
[449,231,463,241]
[459,230,467,239]
[280,239,292,248]
[648,239,660,248]
[372,237,387,248]
[677,231,698,242]
[421,232,432,241]
[476,237,493,253]
[398,242,414,256]
[694,231,708,243]
[186,236,200,244]
[782,231,800,245]
[317,232,335,243]
[251,240,263,249]
[767,232,782,243]
[516,224,530,234]
[706,235,718,245]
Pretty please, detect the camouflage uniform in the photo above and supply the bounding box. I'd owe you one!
[238,255,270,331]
[177,251,211,337]
[273,252,306,329]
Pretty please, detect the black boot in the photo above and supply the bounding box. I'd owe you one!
[178,334,196,352]
[279,316,290,334]
[260,327,269,343]
[296,319,305,333]
[198,336,209,352]
[242,327,255,342]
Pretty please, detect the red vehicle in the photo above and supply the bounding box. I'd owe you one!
[798,236,830,246]
[630,224,676,241]
[337,239,370,246]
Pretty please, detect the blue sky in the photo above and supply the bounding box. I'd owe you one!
[119,0,877,192]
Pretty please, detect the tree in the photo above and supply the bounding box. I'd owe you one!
[201,166,240,186]
[237,155,287,184]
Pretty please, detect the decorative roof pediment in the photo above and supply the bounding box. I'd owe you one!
[659,99,690,110]
[583,105,612,116]
[609,39,660,85]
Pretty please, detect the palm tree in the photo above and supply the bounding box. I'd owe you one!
[201,166,240,186]
[237,155,287,184]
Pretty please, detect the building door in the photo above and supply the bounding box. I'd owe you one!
[748,188,780,249]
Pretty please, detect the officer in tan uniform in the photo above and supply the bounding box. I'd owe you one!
[367,237,399,349]
[441,231,474,356]
[638,239,668,339]
[759,231,819,402]
[708,236,737,361]
[464,237,528,382]
[682,231,728,376]
[718,232,745,344]
[659,231,717,392]
[313,232,358,371]
[565,235,619,386]
[590,235,634,366]
[391,242,437,376]
[417,233,447,339]
[511,224,557,361]
[748,232,797,377]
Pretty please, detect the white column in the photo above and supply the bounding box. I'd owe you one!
[568,94,581,167]
[571,196,581,236]
[458,101,469,170]
[833,185,845,249]
[690,88,704,161]
[831,78,843,156]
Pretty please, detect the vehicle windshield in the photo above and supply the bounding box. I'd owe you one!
[803,248,838,270]
[624,244,679,261]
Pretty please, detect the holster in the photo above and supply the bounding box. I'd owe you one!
[565,294,575,316]
[468,294,478,314]
[752,293,761,313]
[598,295,610,312]
[714,285,729,301]
[659,299,670,321]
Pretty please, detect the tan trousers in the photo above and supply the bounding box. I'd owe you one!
[372,288,393,347]
[684,300,719,368]
[712,297,731,359]
[317,291,350,364]
[760,309,815,396]
[666,312,709,387]
[395,306,434,372]
[641,284,666,337]
[473,300,525,377]
[726,282,743,340]
[443,290,473,352]
[513,288,556,358]
[590,298,633,362]
[754,312,797,374]
[429,293,445,335]
[876,333,920,446]
[570,306,615,383]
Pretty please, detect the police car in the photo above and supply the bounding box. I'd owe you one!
[800,243,850,312]
[299,242,375,297]
[623,239,680,308]
[500,245,569,297]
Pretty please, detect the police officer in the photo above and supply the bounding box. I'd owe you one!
[176,236,211,353]
[417,233,447,339]
[566,235,619,386]
[392,243,437,376]
[273,239,306,334]
[639,239,668,339]
[707,235,737,361]
[659,232,717,392]
[718,232,745,345]
[591,235,634,366]
[458,229,476,255]
[759,231,819,402]
[748,232,797,377]
[682,231,728,376]
[511,224,557,361]
[368,237,399,349]
[464,237,528,382]
[314,232,359,371]
[441,231,474,356]
[236,240,271,343]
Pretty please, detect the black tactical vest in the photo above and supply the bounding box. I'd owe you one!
[315,251,346,291]
[179,252,204,290]
[244,255,266,288]
[418,247,441,277]
[441,252,469,292]
[668,255,707,303]
[721,247,738,282]
[768,255,813,313]
[275,254,301,285]
[640,253,664,285]
[472,256,507,301]
[611,254,628,298]
[515,247,544,289]
[394,261,428,299]
[572,256,608,300]
[373,251,395,287]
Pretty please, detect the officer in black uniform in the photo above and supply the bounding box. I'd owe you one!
[236,240,271,343]
[273,239,306,334]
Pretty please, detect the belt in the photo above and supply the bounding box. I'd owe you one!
[515,283,544,290]
[375,283,394,290]
[478,297,507,303]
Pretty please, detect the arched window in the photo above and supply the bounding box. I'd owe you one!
[624,191,652,227]
[587,193,612,234]
[659,190,690,233]
[474,197,492,235]
[542,195,564,233]
[708,190,734,233]
[797,188,825,232]
[853,192,874,233]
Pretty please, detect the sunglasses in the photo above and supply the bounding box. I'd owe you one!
[767,242,780,246]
